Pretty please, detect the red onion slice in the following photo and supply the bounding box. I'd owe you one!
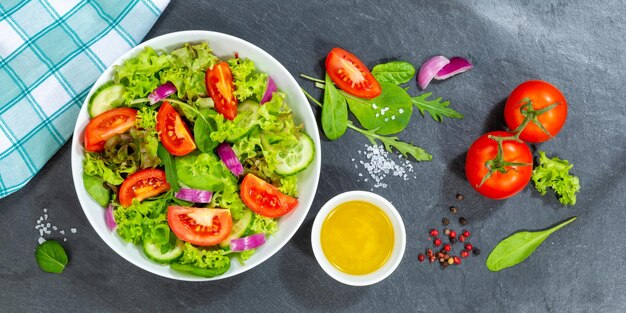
[105,204,117,231]
[175,188,213,203]
[230,233,266,252]
[260,76,277,104]
[148,82,177,104]
[434,57,473,80]
[216,143,244,176]
[417,56,450,90]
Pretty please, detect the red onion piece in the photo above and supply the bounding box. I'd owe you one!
[216,143,244,176]
[260,76,277,104]
[417,56,450,90]
[175,188,213,203]
[148,82,177,104]
[230,233,266,252]
[105,204,117,231]
[434,57,473,80]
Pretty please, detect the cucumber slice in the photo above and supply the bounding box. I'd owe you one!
[88,82,125,117]
[274,133,315,176]
[226,100,260,142]
[143,239,184,264]
[219,209,253,248]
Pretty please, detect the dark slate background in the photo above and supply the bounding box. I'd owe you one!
[1,0,625,312]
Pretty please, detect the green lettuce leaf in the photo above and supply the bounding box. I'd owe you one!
[250,214,278,236]
[227,58,267,102]
[83,152,127,185]
[178,242,230,269]
[175,152,234,192]
[113,193,171,244]
[532,151,580,205]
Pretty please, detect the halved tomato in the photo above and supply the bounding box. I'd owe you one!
[240,174,298,218]
[206,62,238,120]
[119,169,170,207]
[325,47,381,99]
[84,108,137,152]
[167,206,233,246]
[156,101,196,156]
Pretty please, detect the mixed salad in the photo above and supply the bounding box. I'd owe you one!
[81,42,315,278]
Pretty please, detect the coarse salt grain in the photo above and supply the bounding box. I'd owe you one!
[70,228,77,234]
[38,237,46,244]
[60,230,65,235]
[399,109,404,114]
[391,115,396,120]
[351,144,415,188]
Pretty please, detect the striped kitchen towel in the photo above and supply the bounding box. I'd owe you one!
[0,0,169,198]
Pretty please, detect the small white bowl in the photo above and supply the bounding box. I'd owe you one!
[311,191,406,286]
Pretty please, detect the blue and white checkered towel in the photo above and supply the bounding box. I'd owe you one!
[0,0,169,198]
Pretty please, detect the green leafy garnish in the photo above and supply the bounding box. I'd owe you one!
[157,144,179,192]
[532,151,580,205]
[82,173,110,206]
[371,61,416,85]
[35,240,68,274]
[348,121,432,161]
[486,216,576,271]
[193,113,219,152]
[321,73,348,140]
[343,81,412,135]
[411,93,463,123]
[228,57,268,102]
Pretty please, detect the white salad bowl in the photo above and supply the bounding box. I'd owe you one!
[71,31,321,281]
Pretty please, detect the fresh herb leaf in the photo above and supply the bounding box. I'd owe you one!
[343,82,412,135]
[348,121,432,162]
[321,74,348,140]
[194,114,219,152]
[82,173,111,207]
[486,216,577,272]
[35,240,68,274]
[532,151,580,206]
[371,61,416,85]
[411,93,463,123]
[157,144,179,192]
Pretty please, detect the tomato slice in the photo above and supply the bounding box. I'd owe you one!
[167,206,233,246]
[325,47,381,99]
[206,62,238,120]
[84,108,137,152]
[156,101,196,156]
[118,169,170,207]
[240,174,298,218]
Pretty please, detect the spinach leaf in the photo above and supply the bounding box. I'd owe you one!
[82,173,110,207]
[412,93,463,123]
[344,82,412,135]
[321,73,348,140]
[35,240,68,274]
[194,114,218,152]
[157,144,179,192]
[371,61,416,85]
[486,216,577,272]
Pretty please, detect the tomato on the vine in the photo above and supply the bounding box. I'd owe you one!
[465,131,533,200]
[504,80,567,143]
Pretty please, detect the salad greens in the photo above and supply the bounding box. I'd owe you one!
[371,61,416,85]
[532,151,580,205]
[412,92,463,123]
[321,74,348,140]
[83,42,314,278]
[35,240,69,274]
[486,216,577,271]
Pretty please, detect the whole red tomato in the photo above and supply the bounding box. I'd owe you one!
[465,131,533,199]
[504,80,567,143]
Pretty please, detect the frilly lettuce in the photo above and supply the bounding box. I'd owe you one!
[83,152,130,185]
[227,57,267,102]
[114,47,173,103]
[532,151,580,206]
[178,242,230,269]
[250,214,278,236]
[113,193,171,245]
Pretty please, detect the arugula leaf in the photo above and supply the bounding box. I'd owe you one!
[343,82,412,135]
[486,216,576,271]
[157,144,179,192]
[321,74,348,140]
[348,121,432,162]
[411,93,463,123]
[371,61,416,85]
[82,173,110,207]
[532,151,580,205]
[35,240,68,274]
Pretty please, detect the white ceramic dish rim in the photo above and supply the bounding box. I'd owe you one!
[71,30,321,281]
[311,191,407,286]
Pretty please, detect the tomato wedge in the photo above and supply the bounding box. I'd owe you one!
[240,174,298,218]
[325,47,381,99]
[206,62,238,120]
[84,108,137,152]
[119,169,170,207]
[167,206,233,246]
[156,101,196,156]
